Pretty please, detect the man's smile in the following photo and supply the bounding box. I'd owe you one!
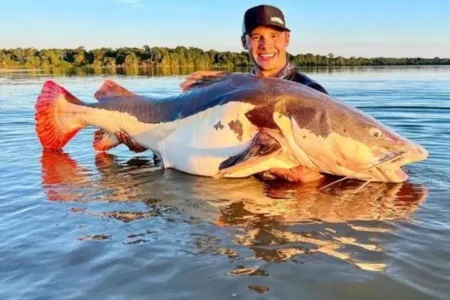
[258,53,276,61]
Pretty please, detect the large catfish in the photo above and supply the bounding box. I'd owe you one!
[34,72,428,183]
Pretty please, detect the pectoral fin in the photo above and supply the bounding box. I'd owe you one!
[214,129,324,182]
[214,130,282,179]
[213,130,313,182]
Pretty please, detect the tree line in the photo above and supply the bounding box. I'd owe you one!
[1,45,449,69]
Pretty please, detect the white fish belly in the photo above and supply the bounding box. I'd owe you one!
[156,102,258,176]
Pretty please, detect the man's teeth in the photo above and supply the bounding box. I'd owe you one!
[259,53,275,58]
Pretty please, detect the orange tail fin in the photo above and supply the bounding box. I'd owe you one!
[35,80,86,149]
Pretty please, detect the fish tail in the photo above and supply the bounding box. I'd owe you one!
[35,80,87,149]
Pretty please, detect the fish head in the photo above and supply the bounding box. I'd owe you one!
[275,94,428,183]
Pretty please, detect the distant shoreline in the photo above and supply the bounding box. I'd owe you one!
[1,46,449,69]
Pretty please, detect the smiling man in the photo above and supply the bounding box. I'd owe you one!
[241,4,328,94]
[180,4,328,95]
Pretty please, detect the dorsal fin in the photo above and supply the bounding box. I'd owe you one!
[94,80,137,101]
[180,71,234,92]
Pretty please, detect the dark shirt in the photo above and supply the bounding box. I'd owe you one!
[252,62,329,95]
[282,69,329,95]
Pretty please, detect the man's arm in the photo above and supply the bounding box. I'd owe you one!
[307,82,329,95]
[285,71,329,95]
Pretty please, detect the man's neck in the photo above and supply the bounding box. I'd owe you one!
[255,68,282,77]
[253,61,290,78]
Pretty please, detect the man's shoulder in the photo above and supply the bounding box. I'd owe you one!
[285,70,329,95]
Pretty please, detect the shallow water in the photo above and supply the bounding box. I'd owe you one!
[0,66,449,299]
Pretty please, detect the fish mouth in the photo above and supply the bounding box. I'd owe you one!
[370,144,428,183]
[375,167,409,183]
[390,144,429,166]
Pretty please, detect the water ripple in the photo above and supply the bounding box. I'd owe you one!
[1,66,449,300]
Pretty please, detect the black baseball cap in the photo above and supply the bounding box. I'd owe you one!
[242,4,290,35]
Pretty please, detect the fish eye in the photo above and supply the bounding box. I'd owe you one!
[369,128,383,138]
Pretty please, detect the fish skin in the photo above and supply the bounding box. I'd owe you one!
[34,73,428,183]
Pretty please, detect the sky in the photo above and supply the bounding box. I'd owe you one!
[0,0,449,58]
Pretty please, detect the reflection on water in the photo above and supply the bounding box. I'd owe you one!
[2,65,448,299]
[3,64,448,80]
[40,149,428,272]
[0,66,245,79]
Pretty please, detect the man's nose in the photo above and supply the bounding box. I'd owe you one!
[258,38,273,48]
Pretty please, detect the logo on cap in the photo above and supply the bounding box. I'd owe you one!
[270,16,284,25]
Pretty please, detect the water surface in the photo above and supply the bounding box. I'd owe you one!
[0,66,449,299]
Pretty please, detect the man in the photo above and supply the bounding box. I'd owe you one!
[115,5,328,162]
[181,4,328,95]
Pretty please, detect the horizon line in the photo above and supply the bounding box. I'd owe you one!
[1,45,449,60]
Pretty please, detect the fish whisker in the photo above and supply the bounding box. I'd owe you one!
[353,180,372,194]
[319,151,405,191]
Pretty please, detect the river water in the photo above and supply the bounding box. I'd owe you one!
[0,66,449,299]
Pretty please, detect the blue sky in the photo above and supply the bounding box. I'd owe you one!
[1,0,448,58]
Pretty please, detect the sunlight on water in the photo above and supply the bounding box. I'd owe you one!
[0,66,449,299]
[39,150,429,271]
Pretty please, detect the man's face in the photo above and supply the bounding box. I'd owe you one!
[242,26,290,75]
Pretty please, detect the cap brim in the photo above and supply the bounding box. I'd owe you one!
[243,24,291,35]
[269,24,290,32]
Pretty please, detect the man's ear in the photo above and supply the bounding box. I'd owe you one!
[241,35,248,50]
[285,32,290,47]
